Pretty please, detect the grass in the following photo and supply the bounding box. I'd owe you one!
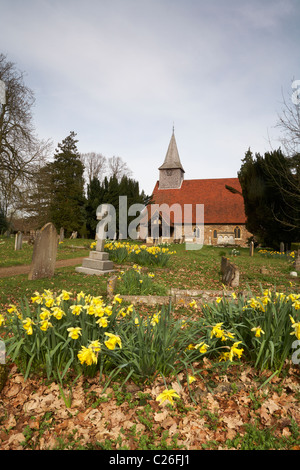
[0,236,299,450]
[0,236,91,268]
[0,236,298,306]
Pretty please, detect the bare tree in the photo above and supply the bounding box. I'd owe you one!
[265,80,300,231]
[80,152,107,183]
[0,53,51,219]
[107,155,132,181]
[275,79,300,156]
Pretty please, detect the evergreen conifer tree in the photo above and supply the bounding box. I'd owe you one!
[49,132,86,236]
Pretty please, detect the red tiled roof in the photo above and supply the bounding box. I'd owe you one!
[149,178,247,224]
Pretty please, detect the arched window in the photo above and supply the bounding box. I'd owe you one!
[213,230,217,239]
[234,226,241,239]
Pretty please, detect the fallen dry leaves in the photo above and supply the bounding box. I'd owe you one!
[0,362,299,450]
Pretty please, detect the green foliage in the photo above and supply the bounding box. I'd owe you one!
[49,132,86,236]
[238,148,300,248]
[201,288,300,371]
[116,265,168,296]
[85,175,149,239]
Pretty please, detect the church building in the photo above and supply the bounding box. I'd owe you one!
[142,129,251,246]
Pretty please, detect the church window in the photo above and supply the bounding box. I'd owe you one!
[213,230,217,238]
[166,170,172,176]
[234,226,241,239]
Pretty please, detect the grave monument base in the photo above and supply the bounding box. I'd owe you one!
[75,249,115,276]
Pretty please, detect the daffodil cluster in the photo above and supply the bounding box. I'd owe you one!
[94,240,176,266]
[3,289,128,378]
[258,249,296,259]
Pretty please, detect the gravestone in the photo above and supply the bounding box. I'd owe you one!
[249,241,254,257]
[221,256,239,288]
[280,242,285,253]
[28,223,58,280]
[294,249,300,271]
[59,227,64,242]
[107,275,117,296]
[14,231,23,250]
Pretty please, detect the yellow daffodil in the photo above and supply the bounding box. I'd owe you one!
[126,304,134,315]
[70,305,83,316]
[61,290,72,301]
[44,297,55,308]
[290,316,300,340]
[104,306,113,316]
[188,375,196,384]
[251,326,265,337]
[67,327,82,339]
[51,307,66,320]
[0,314,5,326]
[83,304,97,316]
[156,389,180,406]
[210,323,225,339]
[31,292,43,304]
[89,340,101,352]
[77,346,98,366]
[40,319,53,331]
[96,316,108,328]
[77,291,86,301]
[39,308,51,320]
[228,341,244,361]
[292,300,300,310]
[104,332,122,350]
[189,300,197,309]
[150,313,160,326]
[195,342,209,353]
[112,294,122,304]
[22,317,35,335]
[7,304,18,314]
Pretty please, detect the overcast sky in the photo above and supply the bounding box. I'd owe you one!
[1,0,299,195]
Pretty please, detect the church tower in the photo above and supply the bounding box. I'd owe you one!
[158,128,185,189]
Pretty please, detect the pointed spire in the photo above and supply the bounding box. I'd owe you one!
[158,128,185,172]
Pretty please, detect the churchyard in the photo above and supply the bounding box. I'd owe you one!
[0,234,299,450]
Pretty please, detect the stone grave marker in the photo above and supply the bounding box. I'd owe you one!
[280,241,285,253]
[59,227,64,242]
[249,241,254,257]
[294,249,300,271]
[221,256,239,288]
[14,231,23,251]
[28,223,58,280]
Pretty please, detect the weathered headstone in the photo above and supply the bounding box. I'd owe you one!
[14,231,23,251]
[221,256,239,288]
[249,241,254,257]
[107,275,117,296]
[280,241,285,253]
[59,227,64,242]
[28,223,58,280]
[294,249,300,271]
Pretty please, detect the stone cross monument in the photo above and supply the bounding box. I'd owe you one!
[75,205,115,276]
